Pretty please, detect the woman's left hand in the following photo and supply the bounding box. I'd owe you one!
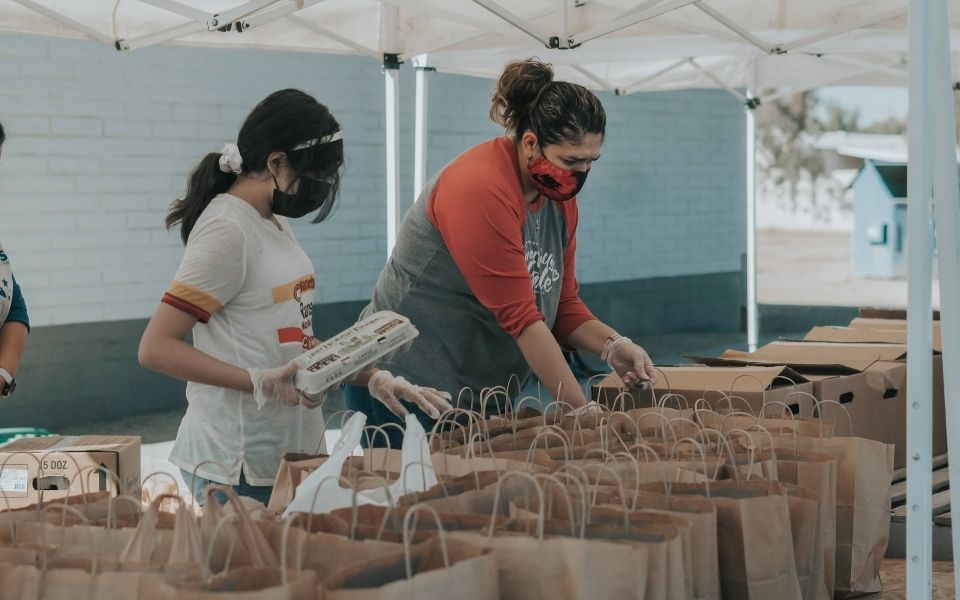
[607,337,657,388]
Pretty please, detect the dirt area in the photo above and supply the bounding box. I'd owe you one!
[876,559,955,599]
[758,229,940,309]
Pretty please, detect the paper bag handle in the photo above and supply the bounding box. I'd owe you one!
[402,503,450,579]
[670,437,711,498]
[533,473,580,538]
[317,410,356,455]
[812,399,854,438]
[488,471,544,540]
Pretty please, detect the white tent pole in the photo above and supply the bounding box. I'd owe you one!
[906,0,934,594]
[687,58,746,102]
[570,65,615,92]
[758,57,908,104]
[137,0,211,23]
[745,94,758,352]
[384,58,401,257]
[927,0,960,592]
[820,54,909,81]
[571,0,698,47]
[11,0,114,43]
[414,55,433,201]
[236,0,327,30]
[119,21,207,51]
[619,58,688,94]
[382,3,401,258]
[694,1,771,53]
[408,6,556,57]
[471,0,553,47]
[286,15,380,58]
[775,6,908,54]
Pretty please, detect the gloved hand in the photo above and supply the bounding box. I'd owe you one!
[247,360,325,409]
[565,403,602,417]
[367,370,453,419]
[604,336,657,388]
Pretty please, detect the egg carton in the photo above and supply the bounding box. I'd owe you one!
[294,311,418,396]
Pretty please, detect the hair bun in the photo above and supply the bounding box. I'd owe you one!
[490,59,554,132]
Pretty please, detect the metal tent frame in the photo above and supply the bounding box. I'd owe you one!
[1,2,957,595]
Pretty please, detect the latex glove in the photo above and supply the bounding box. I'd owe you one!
[367,370,453,419]
[248,360,324,409]
[605,337,657,388]
[565,403,601,417]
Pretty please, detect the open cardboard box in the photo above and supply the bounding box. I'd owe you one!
[858,307,940,320]
[805,325,942,352]
[0,435,140,510]
[688,340,945,468]
[591,365,815,416]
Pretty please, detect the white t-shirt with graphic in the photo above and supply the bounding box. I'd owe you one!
[163,194,325,486]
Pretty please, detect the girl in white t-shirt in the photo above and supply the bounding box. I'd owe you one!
[139,90,450,506]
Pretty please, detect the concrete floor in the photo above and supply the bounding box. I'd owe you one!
[758,229,940,309]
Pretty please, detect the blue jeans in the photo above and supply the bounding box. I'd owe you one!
[180,468,273,507]
[343,384,438,449]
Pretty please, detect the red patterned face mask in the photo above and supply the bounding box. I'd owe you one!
[527,155,589,202]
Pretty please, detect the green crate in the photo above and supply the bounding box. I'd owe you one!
[0,428,54,445]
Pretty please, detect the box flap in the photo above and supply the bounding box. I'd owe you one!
[858,307,940,320]
[688,354,862,375]
[804,325,942,352]
[850,317,907,330]
[0,435,139,453]
[689,340,908,373]
[595,365,808,391]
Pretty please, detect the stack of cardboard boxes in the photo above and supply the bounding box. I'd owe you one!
[593,308,945,468]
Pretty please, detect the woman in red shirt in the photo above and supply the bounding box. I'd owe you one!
[347,59,657,447]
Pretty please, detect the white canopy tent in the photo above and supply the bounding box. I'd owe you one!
[0,2,957,596]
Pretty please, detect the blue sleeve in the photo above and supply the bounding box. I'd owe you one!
[4,276,29,333]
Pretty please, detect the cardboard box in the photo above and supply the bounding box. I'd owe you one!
[805,325,942,352]
[858,307,940,320]
[0,435,140,510]
[689,341,945,468]
[591,365,815,416]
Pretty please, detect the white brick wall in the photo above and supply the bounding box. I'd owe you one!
[0,32,745,328]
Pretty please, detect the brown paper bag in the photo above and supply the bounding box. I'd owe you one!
[322,535,498,600]
[268,454,330,514]
[669,479,802,600]
[602,488,720,600]
[448,529,650,600]
[776,449,836,600]
[767,432,894,597]
[200,485,278,573]
[0,563,167,600]
[145,567,317,600]
[518,516,688,600]
[260,520,402,585]
[782,483,826,600]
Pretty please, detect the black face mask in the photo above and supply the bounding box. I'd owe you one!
[271,174,331,219]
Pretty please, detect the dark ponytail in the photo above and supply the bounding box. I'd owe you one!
[490,58,606,146]
[167,89,344,244]
[166,153,236,244]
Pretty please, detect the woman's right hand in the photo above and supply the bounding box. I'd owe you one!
[367,370,453,419]
[248,361,323,409]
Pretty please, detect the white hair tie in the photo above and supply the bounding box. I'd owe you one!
[218,143,243,174]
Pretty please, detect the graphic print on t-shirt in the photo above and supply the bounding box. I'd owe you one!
[525,240,561,297]
[272,275,317,349]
